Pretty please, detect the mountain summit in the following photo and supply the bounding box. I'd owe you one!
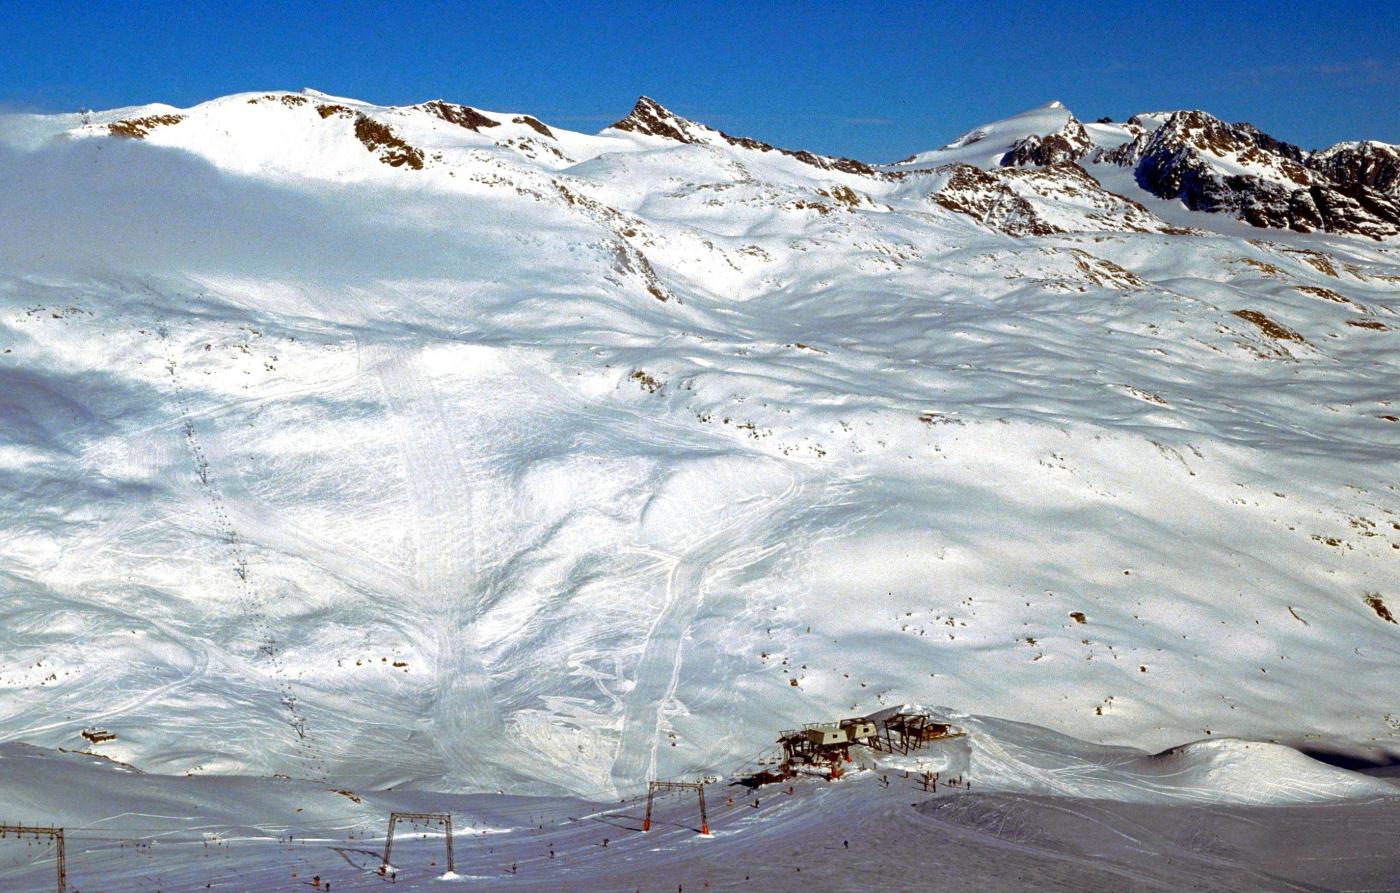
[609,95,706,143]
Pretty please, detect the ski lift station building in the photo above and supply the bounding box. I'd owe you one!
[792,718,878,749]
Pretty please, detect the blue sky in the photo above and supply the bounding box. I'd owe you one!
[2,1,1396,160]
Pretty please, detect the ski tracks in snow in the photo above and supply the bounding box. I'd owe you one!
[156,323,328,781]
[609,467,809,793]
[517,347,823,795]
[362,341,506,787]
[0,628,209,746]
[291,281,513,788]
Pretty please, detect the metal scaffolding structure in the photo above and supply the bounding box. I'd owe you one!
[0,824,66,893]
[381,811,454,875]
[642,780,709,835]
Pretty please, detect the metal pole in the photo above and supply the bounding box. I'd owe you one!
[382,814,397,870]
[443,815,454,873]
[697,785,709,836]
[642,783,654,832]
[55,828,66,893]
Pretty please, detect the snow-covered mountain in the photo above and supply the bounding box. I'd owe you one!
[889,100,1400,239]
[890,100,1103,169]
[1104,111,1400,239]
[0,90,1398,813]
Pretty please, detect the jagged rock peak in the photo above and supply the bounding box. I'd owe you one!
[609,96,704,143]
[610,95,877,176]
[1001,115,1094,167]
[1135,110,1306,165]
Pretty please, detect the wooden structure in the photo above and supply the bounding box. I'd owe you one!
[869,712,955,754]
[780,710,958,768]
[0,824,66,893]
[642,780,709,835]
[876,713,931,754]
[381,812,453,875]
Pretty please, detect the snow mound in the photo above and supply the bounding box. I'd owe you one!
[1133,738,1398,804]
[961,713,1397,805]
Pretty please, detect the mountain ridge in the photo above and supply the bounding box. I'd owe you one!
[46,89,1397,240]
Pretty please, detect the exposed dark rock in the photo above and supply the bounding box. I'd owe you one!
[611,96,878,176]
[1233,309,1306,344]
[247,94,309,108]
[352,115,425,169]
[108,114,185,139]
[513,115,555,139]
[929,165,1050,235]
[1308,141,1400,196]
[420,100,500,132]
[927,162,1168,237]
[1102,111,1400,239]
[1001,118,1093,167]
[610,96,700,143]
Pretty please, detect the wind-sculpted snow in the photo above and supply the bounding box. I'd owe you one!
[0,91,1398,808]
[954,712,1398,804]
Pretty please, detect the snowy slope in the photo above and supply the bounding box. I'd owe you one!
[0,714,1395,891]
[890,101,1086,169]
[0,90,1398,822]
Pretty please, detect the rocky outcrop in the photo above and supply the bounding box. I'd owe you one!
[929,165,1050,235]
[513,115,555,139]
[611,96,877,176]
[610,96,701,143]
[1102,111,1400,239]
[352,115,424,169]
[1001,117,1094,167]
[108,114,185,139]
[929,162,1172,237]
[1307,141,1400,196]
[420,100,500,132]
[316,105,423,169]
